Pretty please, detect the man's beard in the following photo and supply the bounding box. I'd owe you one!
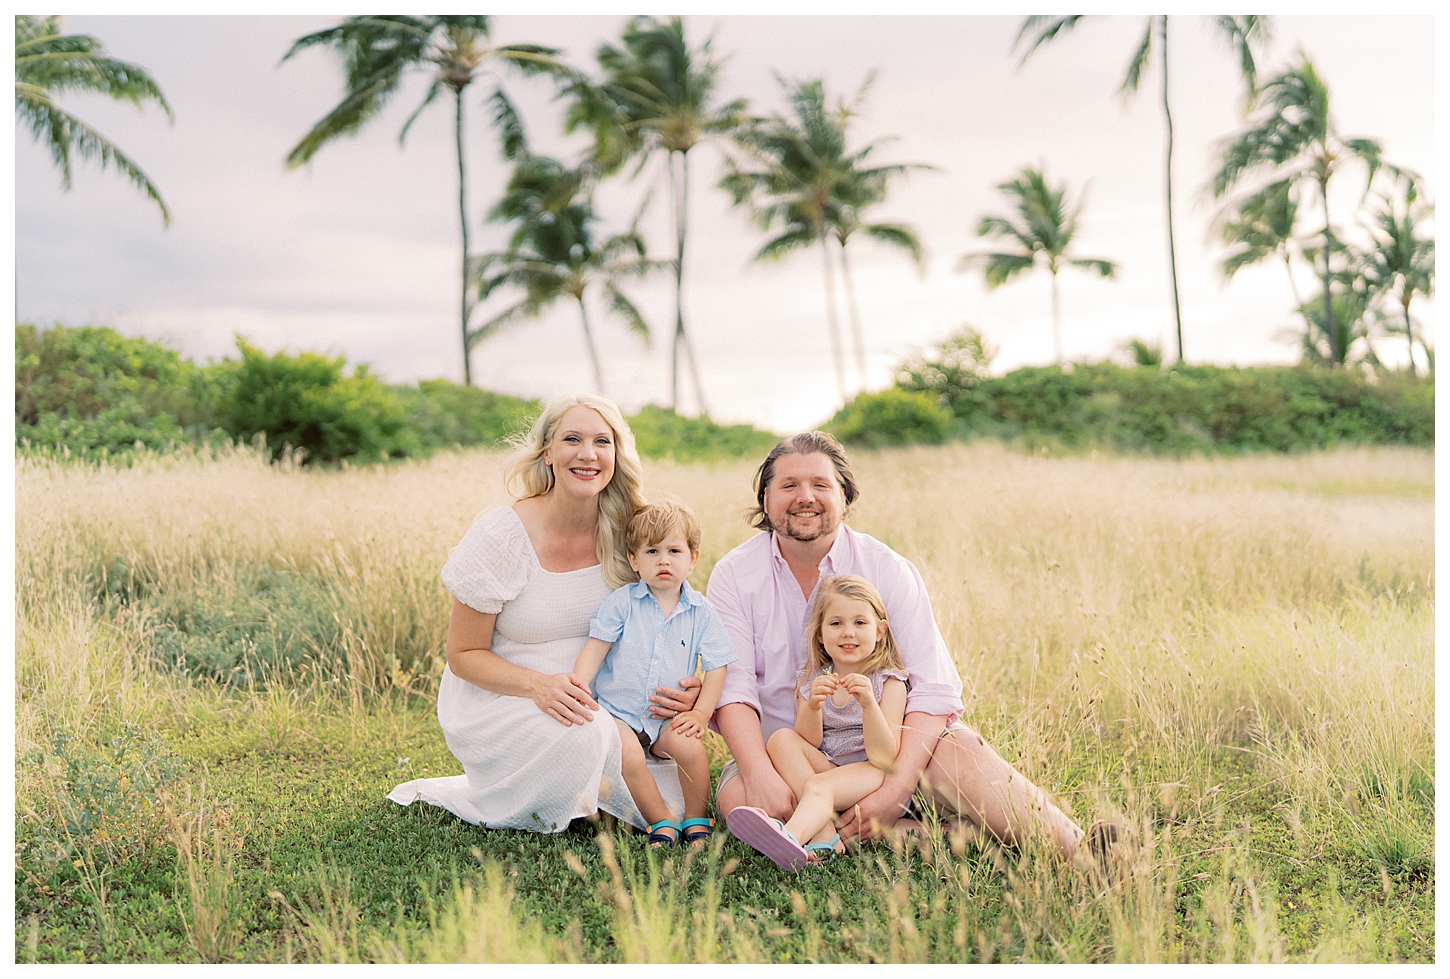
[778,510,838,542]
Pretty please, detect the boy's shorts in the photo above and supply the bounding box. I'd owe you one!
[713,719,972,820]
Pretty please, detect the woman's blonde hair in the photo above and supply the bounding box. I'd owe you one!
[802,575,905,680]
[505,395,645,588]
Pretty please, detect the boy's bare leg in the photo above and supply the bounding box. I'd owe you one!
[614,718,674,839]
[652,728,710,820]
[924,726,1084,859]
[785,763,885,847]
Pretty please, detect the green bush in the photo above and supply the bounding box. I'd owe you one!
[213,341,420,464]
[826,388,954,448]
[898,358,1433,454]
[15,324,230,460]
[396,379,539,451]
[626,404,780,462]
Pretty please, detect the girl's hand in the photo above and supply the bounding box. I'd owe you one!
[807,673,837,711]
[532,672,599,727]
[840,673,873,705]
[670,709,707,738]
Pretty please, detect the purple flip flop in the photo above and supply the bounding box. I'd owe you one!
[726,806,812,872]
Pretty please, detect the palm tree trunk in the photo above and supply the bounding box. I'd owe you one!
[1319,174,1338,365]
[578,297,607,395]
[668,153,682,410]
[1159,16,1185,364]
[676,151,709,416]
[1282,251,1316,337]
[820,235,846,400]
[1403,296,1417,380]
[838,238,869,392]
[1051,270,1062,365]
[455,89,473,388]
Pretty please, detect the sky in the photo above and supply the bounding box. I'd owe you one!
[11,7,1438,432]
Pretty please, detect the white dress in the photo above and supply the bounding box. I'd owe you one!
[387,507,682,832]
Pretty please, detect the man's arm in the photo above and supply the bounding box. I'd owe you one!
[716,702,795,821]
[835,711,949,842]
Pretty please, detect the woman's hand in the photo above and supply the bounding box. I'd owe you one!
[647,675,702,720]
[807,673,837,711]
[531,672,599,727]
[670,709,709,738]
[840,673,874,705]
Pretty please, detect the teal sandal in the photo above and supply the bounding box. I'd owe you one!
[803,834,843,863]
[680,817,714,848]
[647,818,681,848]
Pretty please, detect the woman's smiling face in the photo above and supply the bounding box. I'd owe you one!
[543,406,616,499]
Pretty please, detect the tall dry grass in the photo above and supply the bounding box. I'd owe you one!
[14,441,1433,961]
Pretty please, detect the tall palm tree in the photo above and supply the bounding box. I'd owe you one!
[472,154,664,395]
[569,15,747,414]
[722,75,930,400]
[281,16,567,387]
[958,166,1118,365]
[1016,15,1270,363]
[15,15,172,224]
[1211,56,1385,367]
[1363,173,1434,379]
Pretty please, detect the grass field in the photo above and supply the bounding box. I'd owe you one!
[14,441,1434,962]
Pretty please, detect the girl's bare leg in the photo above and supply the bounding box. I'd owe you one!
[766,728,838,798]
[652,727,710,820]
[614,718,673,835]
[924,725,1084,859]
[785,763,885,847]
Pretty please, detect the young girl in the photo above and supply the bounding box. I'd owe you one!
[726,575,909,871]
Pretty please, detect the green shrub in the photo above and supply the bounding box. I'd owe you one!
[396,379,539,451]
[213,341,420,464]
[626,405,780,462]
[899,358,1433,454]
[826,388,954,448]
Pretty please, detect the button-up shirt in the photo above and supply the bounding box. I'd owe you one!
[589,579,738,742]
[707,524,964,743]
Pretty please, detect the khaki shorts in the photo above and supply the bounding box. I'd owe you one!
[714,719,971,819]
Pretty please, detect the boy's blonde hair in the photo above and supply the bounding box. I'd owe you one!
[802,575,905,679]
[626,499,702,555]
[505,395,644,589]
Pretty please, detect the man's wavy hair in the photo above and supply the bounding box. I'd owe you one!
[748,431,860,533]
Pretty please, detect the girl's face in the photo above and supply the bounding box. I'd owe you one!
[543,406,616,500]
[818,595,886,673]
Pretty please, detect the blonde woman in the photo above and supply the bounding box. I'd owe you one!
[389,395,695,832]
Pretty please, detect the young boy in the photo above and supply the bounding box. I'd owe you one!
[573,500,737,847]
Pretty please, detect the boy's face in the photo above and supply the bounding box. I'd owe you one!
[628,526,699,592]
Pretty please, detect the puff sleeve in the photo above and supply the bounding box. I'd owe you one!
[439,508,532,614]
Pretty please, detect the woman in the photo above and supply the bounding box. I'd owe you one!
[388,394,688,831]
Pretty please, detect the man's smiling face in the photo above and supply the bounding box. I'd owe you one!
[764,451,846,543]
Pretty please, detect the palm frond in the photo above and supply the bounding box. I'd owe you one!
[1013,15,1082,66]
[605,285,651,347]
[398,78,443,145]
[487,86,529,162]
[1120,18,1156,95]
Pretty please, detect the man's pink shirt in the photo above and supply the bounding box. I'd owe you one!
[707,524,965,743]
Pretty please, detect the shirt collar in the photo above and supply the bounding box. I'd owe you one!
[769,525,853,574]
[628,577,703,608]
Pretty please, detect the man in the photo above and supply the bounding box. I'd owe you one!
[704,432,1099,860]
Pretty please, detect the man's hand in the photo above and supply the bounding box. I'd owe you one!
[670,708,708,738]
[744,766,796,822]
[835,778,915,843]
[647,675,702,719]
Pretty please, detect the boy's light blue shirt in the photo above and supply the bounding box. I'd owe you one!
[588,579,738,742]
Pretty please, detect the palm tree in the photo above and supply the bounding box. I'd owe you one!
[472,155,664,394]
[1363,173,1434,379]
[1211,56,1386,367]
[14,15,172,224]
[958,166,1118,365]
[722,75,931,400]
[281,16,567,387]
[1213,178,1316,336]
[1016,15,1270,363]
[569,15,747,414]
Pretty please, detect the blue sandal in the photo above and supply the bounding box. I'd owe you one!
[803,834,843,863]
[647,819,681,848]
[680,817,714,847]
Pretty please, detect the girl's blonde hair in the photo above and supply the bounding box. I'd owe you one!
[505,395,645,588]
[802,575,905,679]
